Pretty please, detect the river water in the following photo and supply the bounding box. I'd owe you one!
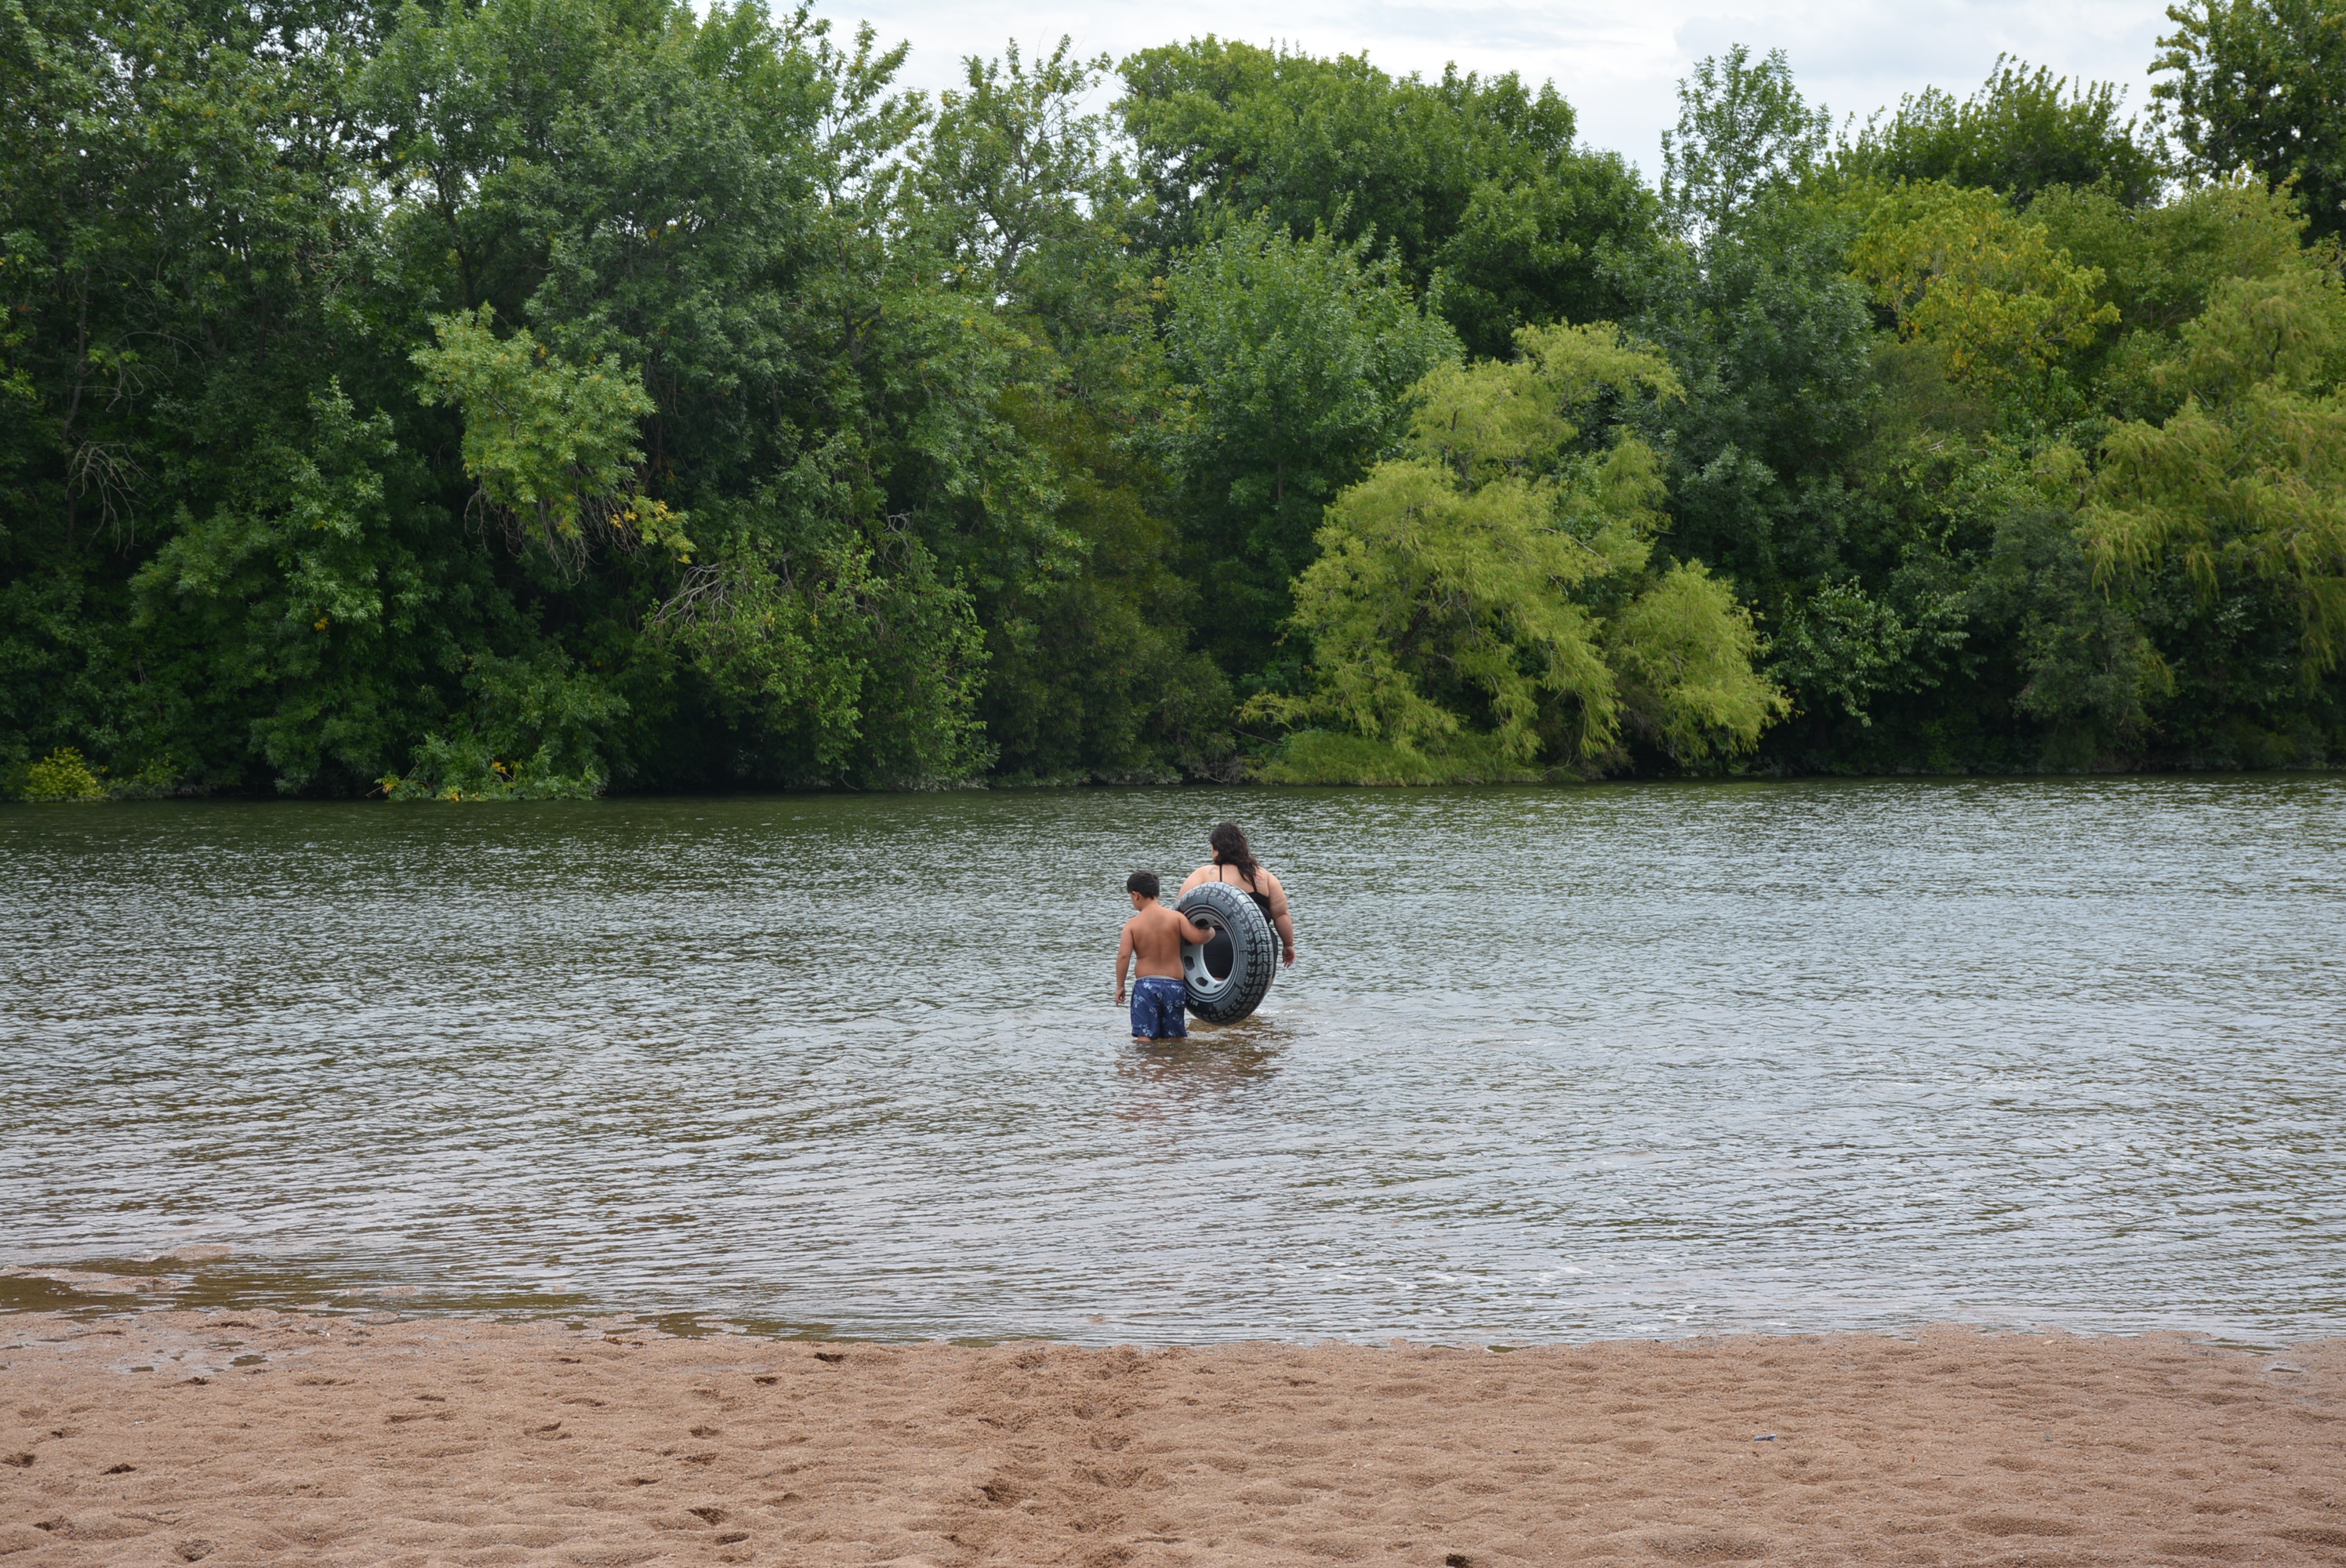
[3,779,2342,1345]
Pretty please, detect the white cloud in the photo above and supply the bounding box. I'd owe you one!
[818,0,2171,176]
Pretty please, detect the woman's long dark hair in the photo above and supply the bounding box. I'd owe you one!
[1210,821,1258,885]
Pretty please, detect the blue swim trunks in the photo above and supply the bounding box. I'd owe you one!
[1129,975,1188,1039]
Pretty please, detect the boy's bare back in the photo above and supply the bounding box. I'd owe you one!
[1126,903,1198,976]
[1116,898,1211,1000]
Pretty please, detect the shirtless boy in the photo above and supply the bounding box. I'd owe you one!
[1116,872,1212,1040]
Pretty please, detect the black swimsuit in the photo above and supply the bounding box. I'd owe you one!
[1199,862,1276,982]
[1218,862,1276,917]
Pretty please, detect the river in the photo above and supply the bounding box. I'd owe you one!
[3,777,2341,1344]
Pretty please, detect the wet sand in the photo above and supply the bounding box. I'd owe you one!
[3,1312,2343,1566]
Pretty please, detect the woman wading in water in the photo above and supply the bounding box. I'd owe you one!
[1178,822,1298,967]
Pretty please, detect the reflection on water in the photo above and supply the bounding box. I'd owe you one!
[2,777,2343,1344]
[1117,1033,1284,1123]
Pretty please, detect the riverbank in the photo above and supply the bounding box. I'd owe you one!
[4,1313,2341,1566]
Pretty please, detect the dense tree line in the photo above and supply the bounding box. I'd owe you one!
[4,0,2343,795]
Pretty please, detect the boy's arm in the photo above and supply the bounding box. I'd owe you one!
[1177,914,1212,946]
[1114,921,1134,1002]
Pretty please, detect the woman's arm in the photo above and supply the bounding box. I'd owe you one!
[1264,872,1297,964]
[1176,865,1214,894]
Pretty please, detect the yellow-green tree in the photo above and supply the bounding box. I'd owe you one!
[1255,323,1786,770]
[1850,182,2116,408]
[412,306,692,571]
[2076,267,2346,678]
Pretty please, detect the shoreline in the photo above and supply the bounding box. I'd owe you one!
[4,1312,2341,1566]
[16,763,2346,809]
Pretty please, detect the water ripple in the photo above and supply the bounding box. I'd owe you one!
[2,776,2342,1343]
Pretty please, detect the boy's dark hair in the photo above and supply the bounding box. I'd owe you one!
[1126,870,1160,899]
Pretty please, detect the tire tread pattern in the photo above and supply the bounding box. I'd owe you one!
[1175,882,1278,1024]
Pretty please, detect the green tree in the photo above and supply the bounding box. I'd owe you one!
[1629,192,1879,590]
[973,390,1235,782]
[2154,0,2346,240]
[10,0,2345,793]
[1966,503,2169,767]
[1157,217,1461,695]
[2077,267,2346,686]
[0,0,422,789]
[1659,45,1832,238]
[412,305,690,571]
[366,0,1045,786]
[914,39,1235,781]
[381,651,632,799]
[1117,38,1659,356]
[1258,324,1784,772]
[2032,177,2306,336]
[1837,57,2166,208]
[1849,182,2119,415]
[128,384,504,792]
[918,37,1123,303]
[1634,53,1881,615]
[1767,575,1967,728]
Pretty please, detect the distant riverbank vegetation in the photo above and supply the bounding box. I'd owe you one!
[6,0,2345,795]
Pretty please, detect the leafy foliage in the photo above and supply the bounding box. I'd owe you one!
[2154,0,2346,239]
[1850,183,2120,409]
[1660,45,1832,238]
[1260,325,1783,769]
[1839,56,2167,207]
[2079,268,2346,678]
[412,308,688,568]
[1157,218,1460,695]
[17,747,104,800]
[1118,40,1659,356]
[5,6,2345,792]
[1628,191,1879,590]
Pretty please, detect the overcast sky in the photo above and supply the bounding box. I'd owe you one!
[825,0,2172,176]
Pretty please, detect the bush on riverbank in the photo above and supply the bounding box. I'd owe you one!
[13,748,106,801]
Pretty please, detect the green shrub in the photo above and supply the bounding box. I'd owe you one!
[20,748,107,801]
[378,735,605,800]
[375,652,620,800]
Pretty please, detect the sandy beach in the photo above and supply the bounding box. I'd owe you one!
[2,1312,2341,1566]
